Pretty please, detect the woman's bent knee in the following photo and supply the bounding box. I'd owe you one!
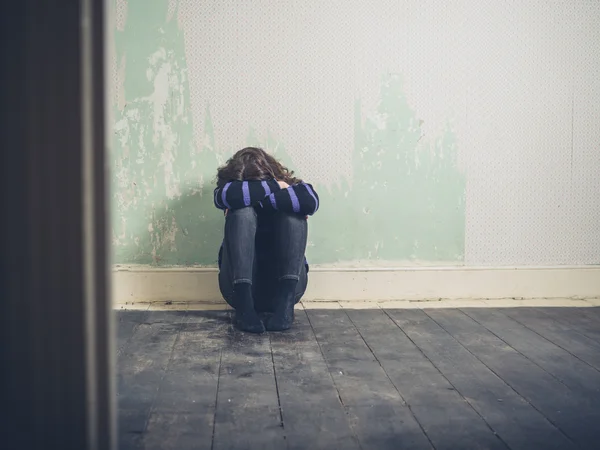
[227,206,258,220]
[274,211,308,227]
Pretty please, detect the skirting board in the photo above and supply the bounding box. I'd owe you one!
[112,265,600,304]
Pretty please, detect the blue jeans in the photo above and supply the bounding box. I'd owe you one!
[218,207,308,313]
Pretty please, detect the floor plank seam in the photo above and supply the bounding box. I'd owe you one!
[507,308,600,363]
[414,309,517,450]
[536,309,600,346]
[344,309,437,450]
[458,309,590,390]
[381,309,511,450]
[117,305,151,357]
[422,310,577,447]
[303,309,364,450]
[117,309,600,449]
[268,333,286,432]
[210,348,223,450]
[142,311,187,434]
[496,309,600,374]
[303,310,346,408]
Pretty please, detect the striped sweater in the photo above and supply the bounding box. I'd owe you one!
[213,179,320,216]
[214,180,319,271]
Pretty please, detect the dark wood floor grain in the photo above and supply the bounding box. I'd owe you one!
[117,307,600,450]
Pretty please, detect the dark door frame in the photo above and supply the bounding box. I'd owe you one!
[1,0,115,448]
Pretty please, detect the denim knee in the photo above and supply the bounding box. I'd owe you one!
[227,206,258,221]
[274,211,307,228]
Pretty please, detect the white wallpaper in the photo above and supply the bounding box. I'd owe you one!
[121,0,600,266]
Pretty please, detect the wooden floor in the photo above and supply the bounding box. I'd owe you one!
[117,306,600,450]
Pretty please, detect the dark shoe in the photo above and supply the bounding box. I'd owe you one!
[233,282,265,333]
[234,309,265,333]
[266,279,297,331]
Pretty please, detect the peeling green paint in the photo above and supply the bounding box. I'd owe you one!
[111,2,465,267]
[308,75,466,264]
[112,0,221,265]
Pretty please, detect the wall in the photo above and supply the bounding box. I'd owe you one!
[110,0,600,271]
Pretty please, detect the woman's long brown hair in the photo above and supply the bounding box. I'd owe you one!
[216,147,301,188]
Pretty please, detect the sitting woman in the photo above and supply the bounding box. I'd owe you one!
[213,147,319,333]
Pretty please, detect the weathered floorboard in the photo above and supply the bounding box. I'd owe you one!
[212,321,285,450]
[462,308,600,397]
[116,310,148,354]
[141,311,230,449]
[306,309,433,450]
[270,310,360,449]
[117,319,182,448]
[117,307,600,450]
[385,308,576,450]
[425,308,600,448]
[539,307,600,344]
[502,307,600,370]
[346,308,507,450]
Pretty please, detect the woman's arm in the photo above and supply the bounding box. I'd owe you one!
[213,179,280,210]
[257,182,320,216]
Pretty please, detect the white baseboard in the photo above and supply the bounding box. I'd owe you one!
[112,265,600,304]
